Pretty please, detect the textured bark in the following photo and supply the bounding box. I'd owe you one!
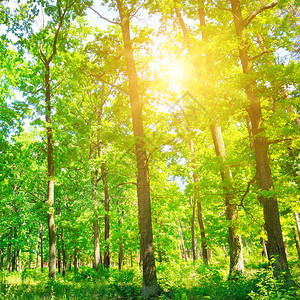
[191,197,196,262]
[6,227,12,271]
[93,219,101,271]
[210,125,244,278]
[230,0,289,277]
[46,62,56,279]
[116,1,160,297]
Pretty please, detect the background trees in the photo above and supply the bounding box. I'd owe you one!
[0,0,299,298]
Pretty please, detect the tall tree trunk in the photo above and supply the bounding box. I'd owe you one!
[6,227,12,271]
[210,125,244,278]
[118,199,124,271]
[93,219,100,271]
[189,138,208,264]
[230,0,289,278]
[102,163,110,268]
[116,1,160,297]
[44,63,56,279]
[40,224,44,270]
[191,196,196,262]
[61,228,66,276]
[74,248,78,271]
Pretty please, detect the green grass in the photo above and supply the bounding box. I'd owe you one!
[0,260,299,299]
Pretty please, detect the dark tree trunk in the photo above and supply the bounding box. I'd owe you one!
[74,248,78,271]
[116,1,160,298]
[40,224,44,270]
[210,125,244,278]
[230,0,289,278]
[118,200,124,271]
[0,248,3,270]
[6,227,12,271]
[57,239,61,274]
[11,251,16,272]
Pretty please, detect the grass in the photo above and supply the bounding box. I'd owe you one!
[0,260,299,299]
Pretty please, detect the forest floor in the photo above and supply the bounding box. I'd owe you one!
[0,260,299,299]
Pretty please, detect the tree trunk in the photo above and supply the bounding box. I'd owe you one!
[93,219,100,271]
[191,197,196,262]
[58,242,61,274]
[292,227,300,260]
[11,251,16,272]
[0,248,3,270]
[116,1,160,298]
[230,0,289,278]
[61,228,66,276]
[118,200,124,271]
[294,212,300,241]
[261,238,268,258]
[6,227,12,271]
[210,125,244,278]
[189,139,208,264]
[40,224,44,270]
[44,63,56,279]
[74,248,78,271]
[178,220,187,262]
[102,163,110,268]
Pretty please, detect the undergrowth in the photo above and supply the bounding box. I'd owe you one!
[0,261,299,299]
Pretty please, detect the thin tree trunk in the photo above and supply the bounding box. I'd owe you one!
[191,196,196,262]
[230,0,289,278]
[116,1,160,297]
[6,227,12,271]
[292,227,300,260]
[61,228,66,276]
[189,138,208,264]
[74,248,78,271]
[102,163,110,268]
[0,248,3,270]
[210,125,244,278]
[118,199,124,271]
[261,238,268,258]
[294,212,300,241]
[178,220,187,262]
[40,224,44,270]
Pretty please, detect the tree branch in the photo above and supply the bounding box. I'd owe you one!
[239,176,256,207]
[244,1,278,28]
[87,5,119,25]
[268,138,291,145]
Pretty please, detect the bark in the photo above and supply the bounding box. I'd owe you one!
[292,227,300,260]
[116,1,160,297]
[93,219,101,271]
[230,0,289,278]
[261,238,268,258]
[61,228,66,277]
[6,227,12,271]
[11,251,16,272]
[58,241,61,274]
[45,63,56,279]
[210,125,244,278]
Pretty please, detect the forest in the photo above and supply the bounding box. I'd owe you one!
[0,0,299,299]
